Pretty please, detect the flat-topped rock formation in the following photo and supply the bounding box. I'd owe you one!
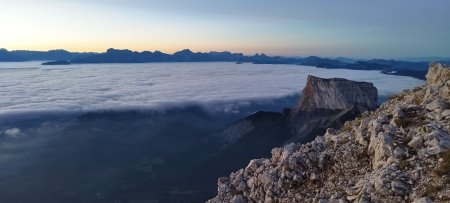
[288,76,378,143]
[296,75,378,111]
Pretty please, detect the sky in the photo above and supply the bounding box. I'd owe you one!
[0,0,449,58]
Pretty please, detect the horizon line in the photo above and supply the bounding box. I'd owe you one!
[2,47,450,60]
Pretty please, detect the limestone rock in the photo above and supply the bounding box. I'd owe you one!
[296,75,378,111]
[426,63,450,87]
[426,99,450,112]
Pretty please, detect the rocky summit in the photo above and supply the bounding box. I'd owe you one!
[208,63,450,203]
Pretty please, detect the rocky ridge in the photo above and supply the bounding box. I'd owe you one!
[208,63,450,203]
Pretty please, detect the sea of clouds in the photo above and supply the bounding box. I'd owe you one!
[0,61,427,203]
[0,62,424,116]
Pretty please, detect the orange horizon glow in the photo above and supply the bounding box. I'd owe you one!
[2,42,317,57]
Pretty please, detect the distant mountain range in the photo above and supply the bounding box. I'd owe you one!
[1,48,449,80]
[0,48,95,62]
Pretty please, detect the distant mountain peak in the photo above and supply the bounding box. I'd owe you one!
[106,48,133,54]
[175,49,194,55]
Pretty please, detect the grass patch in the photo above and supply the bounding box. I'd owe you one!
[340,122,353,133]
[421,184,442,199]
[393,118,411,128]
[412,96,422,105]
[387,114,393,120]
[413,86,423,91]
[353,118,362,127]
[389,93,405,100]
[434,150,450,176]
[356,148,369,160]
[338,117,363,134]
[399,160,411,170]
[393,107,428,128]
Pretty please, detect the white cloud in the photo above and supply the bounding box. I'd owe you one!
[0,62,424,116]
[4,128,21,138]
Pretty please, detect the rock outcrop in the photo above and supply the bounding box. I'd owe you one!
[288,76,378,143]
[296,76,378,111]
[208,63,450,203]
[219,76,379,147]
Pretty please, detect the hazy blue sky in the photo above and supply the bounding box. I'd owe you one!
[1,0,449,58]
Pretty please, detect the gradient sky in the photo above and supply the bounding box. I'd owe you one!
[1,0,450,58]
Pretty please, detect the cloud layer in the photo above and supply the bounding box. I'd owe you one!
[0,62,424,116]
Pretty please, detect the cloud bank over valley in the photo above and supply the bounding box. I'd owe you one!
[0,62,424,117]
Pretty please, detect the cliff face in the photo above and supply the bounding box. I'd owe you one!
[208,63,450,203]
[296,75,378,111]
[288,76,378,143]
